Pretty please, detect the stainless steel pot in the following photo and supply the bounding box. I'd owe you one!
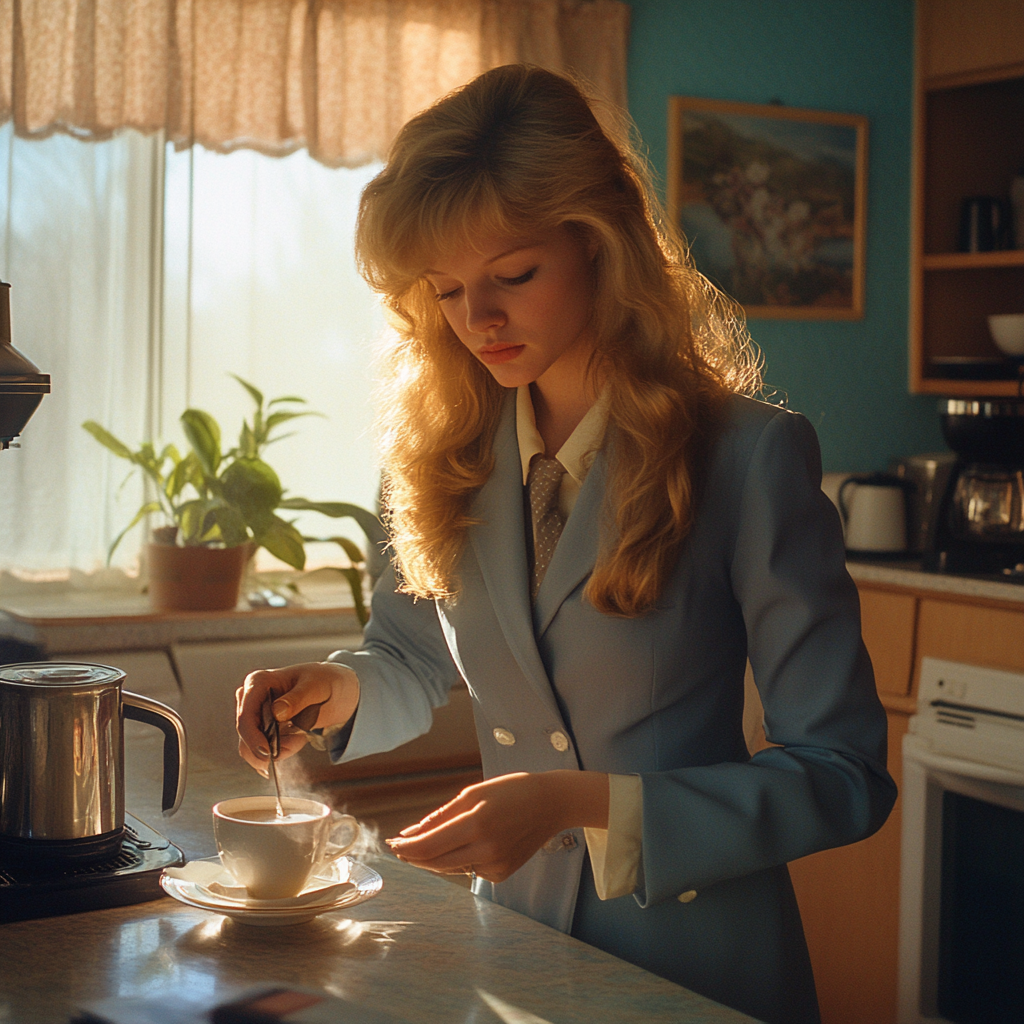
[0,662,187,864]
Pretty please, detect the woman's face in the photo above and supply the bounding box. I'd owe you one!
[422,224,597,392]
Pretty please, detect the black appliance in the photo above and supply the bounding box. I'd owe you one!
[0,281,49,449]
[0,814,183,923]
[926,399,1024,581]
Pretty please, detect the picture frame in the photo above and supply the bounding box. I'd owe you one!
[668,97,868,320]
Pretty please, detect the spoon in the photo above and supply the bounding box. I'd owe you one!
[260,690,285,817]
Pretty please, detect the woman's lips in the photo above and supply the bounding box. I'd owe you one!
[477,343,525,365]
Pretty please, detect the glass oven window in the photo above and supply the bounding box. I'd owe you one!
[938,790,1024,1024]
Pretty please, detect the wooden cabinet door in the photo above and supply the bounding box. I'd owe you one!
[919,0,1024,81]
[860,589,917,698]
[915,599,1024,677]
[790,710,911,1024]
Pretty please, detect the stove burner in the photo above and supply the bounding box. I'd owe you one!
[0,814,183,923]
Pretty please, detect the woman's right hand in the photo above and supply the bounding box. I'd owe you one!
[235,661,360,773]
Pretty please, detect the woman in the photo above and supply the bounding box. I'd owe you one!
[237,65,895,1024]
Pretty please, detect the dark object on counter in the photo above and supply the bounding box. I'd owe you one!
[926,400,1024,580]
[928,356,1021,381]
[0,281,49,450]
[0,813,183,923]
[0,662,187,866]
[958,195,1012,252]
[0,637,44,665]
[940,399,1024,464]
[889,453,956,555]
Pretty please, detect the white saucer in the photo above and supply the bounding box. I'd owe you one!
[160,856,382,926]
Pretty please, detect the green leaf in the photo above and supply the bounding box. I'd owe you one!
[220,458,283,521]
[107,501,162,563]
[165,451,197,501]
[230,374,264,411]
[268,396,308,406]
[180,409,222,477]
[177,498,216,543]
[277,499,385,546]
[264,410,321,436]
[82,421,135,461]
[206,504,250,547]
[307,534,365,565]
[238,421,258,460]
[337,566,368,626]
[256,515,306,570]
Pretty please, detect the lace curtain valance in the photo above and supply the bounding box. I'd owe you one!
[0,0,629,166]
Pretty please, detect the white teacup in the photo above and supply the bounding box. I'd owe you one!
[212,796,358,900]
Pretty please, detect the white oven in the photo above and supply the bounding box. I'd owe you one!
[898,657,1024,1024]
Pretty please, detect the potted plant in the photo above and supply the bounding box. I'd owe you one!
[83,376,384,616]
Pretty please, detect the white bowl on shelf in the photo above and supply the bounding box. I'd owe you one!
[988,313,1024,357]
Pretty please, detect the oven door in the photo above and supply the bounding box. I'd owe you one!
[898,734,1024,1024]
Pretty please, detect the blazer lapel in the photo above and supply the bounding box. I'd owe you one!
[533,448,605,637]
[468,393,561,710]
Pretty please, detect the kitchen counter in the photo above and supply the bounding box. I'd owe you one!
[0,740,758,1024]
[846,558,1024,604]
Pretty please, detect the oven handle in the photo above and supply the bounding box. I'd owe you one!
[903,733,1024,787]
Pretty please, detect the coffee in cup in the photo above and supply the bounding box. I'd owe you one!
[212,796,357,900]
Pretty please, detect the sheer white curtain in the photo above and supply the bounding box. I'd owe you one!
[0,125,157,574]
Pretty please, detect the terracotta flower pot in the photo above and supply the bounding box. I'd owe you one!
[147,542,250,612]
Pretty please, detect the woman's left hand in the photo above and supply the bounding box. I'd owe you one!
[386,770,608,883]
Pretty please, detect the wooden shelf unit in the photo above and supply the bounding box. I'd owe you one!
[909,3,1024,397]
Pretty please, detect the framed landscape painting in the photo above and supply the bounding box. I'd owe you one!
[668,97,868,319]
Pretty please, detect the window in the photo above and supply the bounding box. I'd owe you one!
[0,127,384,576]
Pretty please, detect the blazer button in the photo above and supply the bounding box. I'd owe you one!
[677,890,697,903]
[493,728,516,746]
[549,731,569,752]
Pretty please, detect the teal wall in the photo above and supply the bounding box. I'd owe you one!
[626,0,945,472]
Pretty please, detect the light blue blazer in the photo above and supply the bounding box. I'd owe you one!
[329,391,896,1024]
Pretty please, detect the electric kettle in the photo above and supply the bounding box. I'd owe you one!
[838,472,912,556]
[0,662,187,865]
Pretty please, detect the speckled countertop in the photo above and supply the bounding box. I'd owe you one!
[0,743,759,1024]
[846,559,1024,603]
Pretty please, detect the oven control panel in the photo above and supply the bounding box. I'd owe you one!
[912,657,1024,774]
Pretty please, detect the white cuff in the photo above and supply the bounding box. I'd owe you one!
[583,773,643,900]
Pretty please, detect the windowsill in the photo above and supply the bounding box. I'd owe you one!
[0,567,365,653]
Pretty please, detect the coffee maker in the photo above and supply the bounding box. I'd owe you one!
[0,282,187,922]
[926,399,1024,580]
[0,281,48,449]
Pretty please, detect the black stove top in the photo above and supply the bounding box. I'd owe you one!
[0,814,184,923]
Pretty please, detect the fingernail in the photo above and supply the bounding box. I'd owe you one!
[399,824,420,836]
[272,699,290,720]
[257,746,269,757]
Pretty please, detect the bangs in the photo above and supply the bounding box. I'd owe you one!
[360,161,558,299]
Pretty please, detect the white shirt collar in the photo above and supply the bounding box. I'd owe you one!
[515,385,608,487]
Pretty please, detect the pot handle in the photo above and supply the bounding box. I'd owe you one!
[123,691,188,816]
[837,475,862,524]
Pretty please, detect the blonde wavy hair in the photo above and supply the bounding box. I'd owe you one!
[356,64,761,616]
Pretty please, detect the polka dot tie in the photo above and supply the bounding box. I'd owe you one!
[527,456,567,600]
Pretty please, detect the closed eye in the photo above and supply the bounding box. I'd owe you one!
[498,268,537,286]
[435,286,462,302]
